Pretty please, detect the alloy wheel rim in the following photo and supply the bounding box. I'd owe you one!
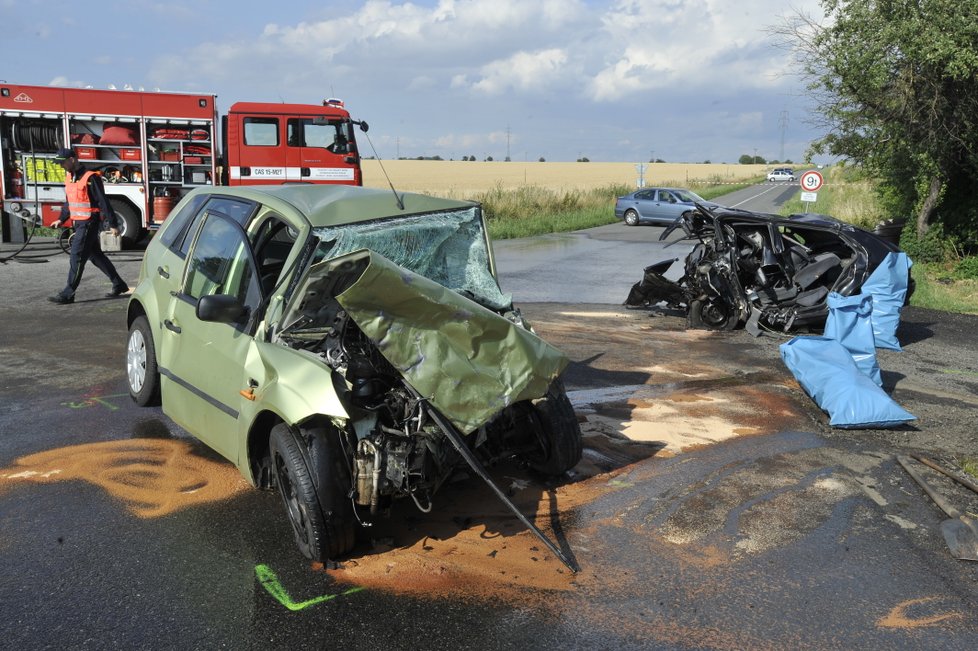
[127,330,146,393]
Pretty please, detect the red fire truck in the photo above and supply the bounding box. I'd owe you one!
[1,82,368,246]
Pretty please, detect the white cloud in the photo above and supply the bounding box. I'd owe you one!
[469,49,569,95]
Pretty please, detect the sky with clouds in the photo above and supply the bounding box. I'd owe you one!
[2,0,829,163]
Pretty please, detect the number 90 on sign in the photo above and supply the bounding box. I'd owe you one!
[800,170,823,192]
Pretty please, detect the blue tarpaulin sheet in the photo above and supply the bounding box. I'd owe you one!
[780,336,915,429]
[824,292,882,386]
[860,252,913,350]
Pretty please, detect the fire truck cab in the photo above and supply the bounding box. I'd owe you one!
[1,83,366,247]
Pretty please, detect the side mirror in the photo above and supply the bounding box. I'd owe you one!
[197,293,248,324]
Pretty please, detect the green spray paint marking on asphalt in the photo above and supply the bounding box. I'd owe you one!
[61,393,129,411]
[255,564,364,612]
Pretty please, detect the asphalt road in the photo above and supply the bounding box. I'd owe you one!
[1,186,977,649]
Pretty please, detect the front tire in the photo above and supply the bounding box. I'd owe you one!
[127,315,161,406]
[270,423,355,562]
[523,380,583,476]
[624,209,640,226]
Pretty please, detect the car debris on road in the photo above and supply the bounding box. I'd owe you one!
[624,204,914,335]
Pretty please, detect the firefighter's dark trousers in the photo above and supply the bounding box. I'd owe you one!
[58,219,127,300]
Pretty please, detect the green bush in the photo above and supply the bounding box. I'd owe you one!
[954,255,978,280]
[899,223,955,263]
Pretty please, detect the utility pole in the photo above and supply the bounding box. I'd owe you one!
[779,110,789,161]
[506,126,511,162]
[753,147,758,164]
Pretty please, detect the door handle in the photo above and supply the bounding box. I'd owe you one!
[157,266,170,279]
[164,319,182,334]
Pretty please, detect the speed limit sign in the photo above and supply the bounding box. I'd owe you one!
[800,170,824,192]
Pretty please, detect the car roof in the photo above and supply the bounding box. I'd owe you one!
[190,184,477,228]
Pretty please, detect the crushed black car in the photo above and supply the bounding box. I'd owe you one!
[624,205,914,334]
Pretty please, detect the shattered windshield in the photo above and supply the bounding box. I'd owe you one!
[311,206,512,311]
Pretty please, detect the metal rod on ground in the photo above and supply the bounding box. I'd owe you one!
[912,454,978,496]
[897,455,978,562]
[406,384,579,573]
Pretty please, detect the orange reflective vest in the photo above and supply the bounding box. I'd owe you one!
[64,170,100,222]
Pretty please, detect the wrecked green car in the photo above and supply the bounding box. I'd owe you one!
[125,185,582,562]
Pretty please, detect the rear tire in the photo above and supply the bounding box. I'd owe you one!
[624,210,640,226]
[270,423,355,561]
[524,380,583,476]
[127,315,161,406]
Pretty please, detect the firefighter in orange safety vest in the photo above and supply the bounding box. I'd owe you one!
[48,147,129,305]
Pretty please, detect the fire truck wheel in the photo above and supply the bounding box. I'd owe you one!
[110,199,142,249]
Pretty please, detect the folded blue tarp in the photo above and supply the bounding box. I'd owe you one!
[780,336,915,429]
[860,252,913,350]
[824,292,882,385]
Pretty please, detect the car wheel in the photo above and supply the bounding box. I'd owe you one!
[127,315,161,406]
[688,298,738,331]
[624,210,640,226]
[522,379,583,476]
[270,423,356,561]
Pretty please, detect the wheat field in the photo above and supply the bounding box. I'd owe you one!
[361,160,767,196]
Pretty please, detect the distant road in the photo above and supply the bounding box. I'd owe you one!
[715,181,799,213]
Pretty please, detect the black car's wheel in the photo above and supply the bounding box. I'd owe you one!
[270,423,355,561]
[127,315,161,406]
[624,209,640,226]
[523,380,583,476]
[688,297,738,331]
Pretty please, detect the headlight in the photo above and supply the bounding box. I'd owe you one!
[10,201,22,211]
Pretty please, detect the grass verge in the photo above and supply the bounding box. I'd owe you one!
[961,458,978,481]
[470,180,758,240]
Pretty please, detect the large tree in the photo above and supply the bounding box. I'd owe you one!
[778,0,978,244]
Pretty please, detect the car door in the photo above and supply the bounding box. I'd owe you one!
[286,116,357,183]
[157,204,264,463]
[649,190,684,223]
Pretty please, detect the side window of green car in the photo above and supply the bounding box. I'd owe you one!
[182,211,262,319]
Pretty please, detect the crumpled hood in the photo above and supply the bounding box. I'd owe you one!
[285,249,568,434]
